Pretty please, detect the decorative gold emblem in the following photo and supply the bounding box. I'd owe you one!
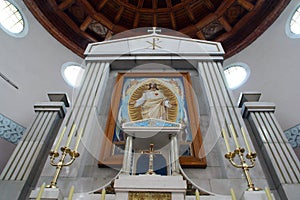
[146,37,161,50]
[128,192,171,200]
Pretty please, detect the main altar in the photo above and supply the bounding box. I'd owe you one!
[113,118,186,200]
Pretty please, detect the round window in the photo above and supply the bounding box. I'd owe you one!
[286,3,300,38]
[0,0,28,37]
[61,62,85,88]
[224,63,250,90]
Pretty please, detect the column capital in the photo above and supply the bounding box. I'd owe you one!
[237,92,262,108]
[47,92,70,107]
[34,102,66,118]
[241,102,276,118]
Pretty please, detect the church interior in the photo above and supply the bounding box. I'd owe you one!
[1,0,300,199]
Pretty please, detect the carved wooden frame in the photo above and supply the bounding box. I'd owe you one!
[99,72,207,168]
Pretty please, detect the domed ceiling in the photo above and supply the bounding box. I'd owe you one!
[24,0,290,58]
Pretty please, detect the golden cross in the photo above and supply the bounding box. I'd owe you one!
[141,143,160,175]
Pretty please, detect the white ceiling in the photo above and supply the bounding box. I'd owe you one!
[0,0,299,131]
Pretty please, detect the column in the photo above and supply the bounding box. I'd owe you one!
[241,93,300,200]
[170,135,176,174]
[55,61,110,170]
[127,136,133,174]
[122,136,133,174]
[0,95,67,200]
[171,135,180,175]
[197,61,252,157]
[197,61,268,196]
[61,61,110,133]
[122,136,130,174]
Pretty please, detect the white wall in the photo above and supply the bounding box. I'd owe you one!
[0,0,82,127]
[224,0,300,130]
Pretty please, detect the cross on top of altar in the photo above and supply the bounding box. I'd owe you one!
[141,143,160,175]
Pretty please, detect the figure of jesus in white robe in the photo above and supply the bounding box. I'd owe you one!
[134,83,172,120]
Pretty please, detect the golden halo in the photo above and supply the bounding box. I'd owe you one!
[128,78,178,122]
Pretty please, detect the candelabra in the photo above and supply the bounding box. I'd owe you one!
[225,148,261,191]
[46,124,82,188]
[222,125,262,191]
[47,147,80,188]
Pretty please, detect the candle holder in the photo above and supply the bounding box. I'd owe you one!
[46,146,80,188]
[225,147,261,191]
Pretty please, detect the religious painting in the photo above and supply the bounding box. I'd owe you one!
[99,72,206,167]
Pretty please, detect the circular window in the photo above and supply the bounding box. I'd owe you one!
[0,0,28,37]
[61,62,85,88]
[224,63,250,90]
[286,3,300,38]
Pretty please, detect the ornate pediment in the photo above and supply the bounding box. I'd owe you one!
[84,33,224,57]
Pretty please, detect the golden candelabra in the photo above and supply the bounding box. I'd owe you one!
[223,125,262,191]
[225,148,261,191]
[46,124,82,188]
[47,147,80,188]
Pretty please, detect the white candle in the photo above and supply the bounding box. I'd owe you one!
[230,188,237,200]
[230,124,240,148]
[265,187,272,200]
[68,185,74,200]
[195,189,200,200]
[36,183,45,200]
[74,128,83,152]
[241,127,251,152]
[66,124,76,147]
[222,128,231,152]
[101,188,106,200]
[54,126,66,152]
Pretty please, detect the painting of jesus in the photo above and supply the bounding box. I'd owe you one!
[100,72,206,167]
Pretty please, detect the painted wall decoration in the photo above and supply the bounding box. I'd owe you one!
[284,124,300,148]
[0,113,25,144]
